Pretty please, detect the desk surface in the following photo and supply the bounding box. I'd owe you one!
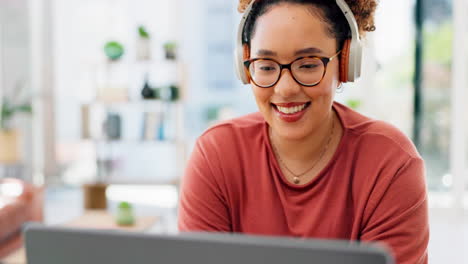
[1,210,158,264]
[63,210,158,231]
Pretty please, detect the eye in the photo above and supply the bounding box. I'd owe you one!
[253,60,278,73]
[260,66,276,71]
[299,64,319,69]
[295,58,322,72]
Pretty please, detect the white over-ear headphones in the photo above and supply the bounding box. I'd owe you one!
[234,0,363,84]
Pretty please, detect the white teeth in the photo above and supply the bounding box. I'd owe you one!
[276,103,307,114]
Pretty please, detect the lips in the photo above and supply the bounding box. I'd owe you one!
[271,102,311,123]
[274,102,309,107]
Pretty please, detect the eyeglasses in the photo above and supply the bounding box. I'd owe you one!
[243,50,341,88]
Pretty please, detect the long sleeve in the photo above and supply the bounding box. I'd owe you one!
[360,157,429,264]
[178,138,232,232]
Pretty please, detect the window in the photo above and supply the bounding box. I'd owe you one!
[420,0,453,192]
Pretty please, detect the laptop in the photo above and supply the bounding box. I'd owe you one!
[24,224,394,264]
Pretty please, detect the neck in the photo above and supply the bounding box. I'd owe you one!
[269,109,336,164]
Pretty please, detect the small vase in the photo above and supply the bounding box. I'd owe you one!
[83,183,108,210]
[136,38,151,61]
[116,202,135,226]
[169,85,179,101]
[0,130,20,164]
[141,78,155,99]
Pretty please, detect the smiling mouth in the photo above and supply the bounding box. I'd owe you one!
[271,102,311,115]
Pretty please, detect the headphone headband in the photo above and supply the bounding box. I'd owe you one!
[235,0,256,84]
[335,0,362,82]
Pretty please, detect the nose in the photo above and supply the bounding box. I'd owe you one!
[273,69,301,98]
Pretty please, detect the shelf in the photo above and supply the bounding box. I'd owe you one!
[103,177,181,186]
[84,139,184,146]
[85,100,183,108]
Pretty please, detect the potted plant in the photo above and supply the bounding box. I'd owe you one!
[163,41,177,60]
[136,25,151,61]
[104,41,125,61]
[0,85,32,164]
[116,201,135,226]
[98,41,129,103]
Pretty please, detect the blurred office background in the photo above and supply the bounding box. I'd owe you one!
[0,0,466,263]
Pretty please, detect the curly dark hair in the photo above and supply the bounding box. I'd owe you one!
[238,0,378,49]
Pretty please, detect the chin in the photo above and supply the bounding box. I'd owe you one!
[271,121,313,141]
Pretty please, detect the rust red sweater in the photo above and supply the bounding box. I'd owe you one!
[178,102,429,264]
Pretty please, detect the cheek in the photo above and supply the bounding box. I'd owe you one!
[304,64,340,99]
[252,85,273,104]
[303,81,334,99]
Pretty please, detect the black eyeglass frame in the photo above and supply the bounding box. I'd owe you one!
[243,50,342,88]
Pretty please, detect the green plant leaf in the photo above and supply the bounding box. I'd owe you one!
[138,26,150,39]
[1,101,32,130]
[1,102,13,118]
[163,42,176,50]
[14,104,32,113]
[118,201,132,209]
[346,99,362,110]
[104,41,125,61]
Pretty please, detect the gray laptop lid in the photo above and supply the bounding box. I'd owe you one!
[24,224,394,264]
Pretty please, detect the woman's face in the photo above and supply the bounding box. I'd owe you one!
[249,3,340,141]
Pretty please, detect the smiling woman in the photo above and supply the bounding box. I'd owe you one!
[178,1,429,264]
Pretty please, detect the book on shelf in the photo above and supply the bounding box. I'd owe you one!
[81,105,91,139]
[140,110,176,142]
[141,112,159,141]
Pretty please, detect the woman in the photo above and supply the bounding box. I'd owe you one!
[178,0,429,263]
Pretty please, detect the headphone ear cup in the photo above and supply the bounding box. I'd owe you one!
[339,39,351,83]
[235,44,251,84]
[242,44,251,83]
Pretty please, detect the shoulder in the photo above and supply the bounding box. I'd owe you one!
[334,102,420,160]
[190,112,266,187]
[335,104,428,226]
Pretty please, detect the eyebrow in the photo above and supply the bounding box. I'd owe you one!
[255,47,324,57]
[256,49,277,56]
[294,47,324,56]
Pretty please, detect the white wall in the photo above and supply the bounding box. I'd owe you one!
[450,0,468,211]
[53,0,179,141]
[0,0,34,181]
[52,0,181,183]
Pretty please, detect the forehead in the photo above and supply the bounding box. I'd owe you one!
[250,3,336,57]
